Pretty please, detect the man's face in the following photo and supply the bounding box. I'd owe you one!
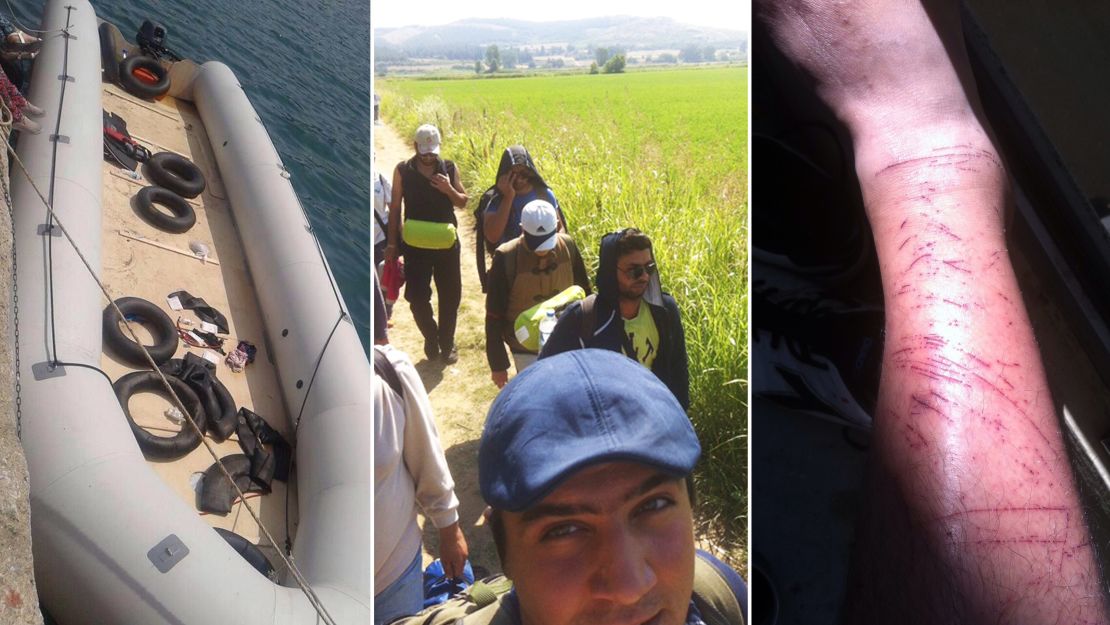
[616,249,654,302]
[415,146,438,164]
[511,165,533,192]
[500,461,696,625]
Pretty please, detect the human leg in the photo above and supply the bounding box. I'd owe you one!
[431,242,462,358]
[758,1,1109,622]
[373,550,424,625]
[403,245,440,359]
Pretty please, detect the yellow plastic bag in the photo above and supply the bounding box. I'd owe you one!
[402,219,457,249]
[513,285,587,352]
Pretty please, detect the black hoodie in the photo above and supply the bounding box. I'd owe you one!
[539,230,690,409]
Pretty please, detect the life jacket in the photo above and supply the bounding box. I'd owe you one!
[387,551,744,625]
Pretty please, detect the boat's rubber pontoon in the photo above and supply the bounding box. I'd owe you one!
[15,1,372,622]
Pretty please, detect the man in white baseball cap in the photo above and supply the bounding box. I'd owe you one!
[484,199,590,388]
[414,124,441,155]
[386,124,469,363]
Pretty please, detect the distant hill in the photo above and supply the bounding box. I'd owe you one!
[375,16,746,61]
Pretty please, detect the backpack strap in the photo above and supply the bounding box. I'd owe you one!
[577,293,597,347]
[474,186,498,293]
[388,575,516,625]
[503,244,519,295]
[373,347,404,399]
[692,551,746,625]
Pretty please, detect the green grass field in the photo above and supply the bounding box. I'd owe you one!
[379,65,748,564]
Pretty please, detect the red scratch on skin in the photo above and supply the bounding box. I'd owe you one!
[900,218,909,230]
[906,253,932,271]
[923,334,947,347]
[937,506,1068,520]
[908,365,967,386]
[969,371,1052,447]
[910,393,945,415]
[898,236,912,250]
[896,283,913,296]
[930,391,951,404]
[972,538,1066,546]
[4,589,21,608]
[967,353,991,368]
[942,259,971,274]
[984,250,1004,270]
[942,298,968,310]
[936,223,962,241]
[903,422,929,449]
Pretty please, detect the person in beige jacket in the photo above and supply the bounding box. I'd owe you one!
[373,330,468,624]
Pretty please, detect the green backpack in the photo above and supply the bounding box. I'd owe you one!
[387,552,744,625]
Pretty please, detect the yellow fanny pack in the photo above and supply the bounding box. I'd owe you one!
[403,219,457,249]
[513,285,587,353]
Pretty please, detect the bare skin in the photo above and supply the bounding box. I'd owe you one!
[436,521,469,579]
[500,462,696,625]
[485,165,536,246]
[758,0,1109,622]
[616,249,653,319]
[384,146,468,264]
[484,164,567,246]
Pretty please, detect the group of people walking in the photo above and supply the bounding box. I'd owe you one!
[378,123,689,404]
[372,124,743,625]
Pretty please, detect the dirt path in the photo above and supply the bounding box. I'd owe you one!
[375,122,505,576]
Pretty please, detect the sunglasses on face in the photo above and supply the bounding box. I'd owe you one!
[620,262,657,279]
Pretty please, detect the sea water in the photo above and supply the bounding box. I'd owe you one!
[10,0,372,349]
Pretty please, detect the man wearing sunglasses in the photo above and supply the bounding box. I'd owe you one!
[540,228,689,409]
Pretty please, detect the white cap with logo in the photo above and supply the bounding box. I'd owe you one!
[414,124,441,155]
[521,199,559,253]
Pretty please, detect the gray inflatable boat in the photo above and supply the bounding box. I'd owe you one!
[14,1,372,622]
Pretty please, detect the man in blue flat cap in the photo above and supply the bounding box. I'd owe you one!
[387,349,743,625]
[473,349,745,625]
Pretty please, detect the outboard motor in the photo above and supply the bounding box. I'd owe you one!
[135,19,180,60]
[136,19,166,51]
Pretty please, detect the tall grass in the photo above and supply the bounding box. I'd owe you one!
[379,66,748,565]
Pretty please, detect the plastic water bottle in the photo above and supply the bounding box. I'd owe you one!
[538,310,557,350]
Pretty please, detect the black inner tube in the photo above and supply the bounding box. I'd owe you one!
[113,370,207,461]
[160,357,238,442]
[118,54,170,99]
[146,151,206,199]
[136,185,196,233]
[102,296,178,367]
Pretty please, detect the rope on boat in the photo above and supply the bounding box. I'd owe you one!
[3,133,341,625]
[3,0,66,35]
[2,23,340,625]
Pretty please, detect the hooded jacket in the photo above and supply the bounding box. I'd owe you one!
[539,231,690,409]
[483,146,563,245]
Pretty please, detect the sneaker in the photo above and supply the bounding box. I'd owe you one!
[423,337,439,361]
[13,116,40,135]
[22,101,43,118]
[752,280,884,430]
[440,345,458,364]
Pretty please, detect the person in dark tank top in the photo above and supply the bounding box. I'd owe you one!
[385,124,470,364]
